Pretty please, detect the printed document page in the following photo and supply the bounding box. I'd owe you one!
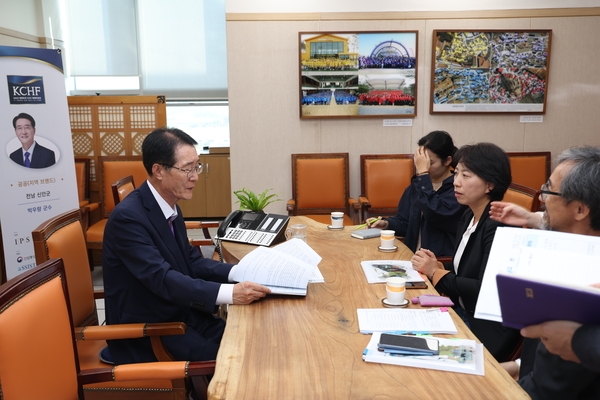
[231,238,321,295]
[360,260,425,284]
[357,308,458,334]
[475,227,600,322]
[273,239,324,282]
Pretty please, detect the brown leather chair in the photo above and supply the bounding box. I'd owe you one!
[287,153,359,225]
[358,154,414,221]
[0,258,215,400]
[502,182,542,212]
[75,157,100,232]
[86,156,148,261]
[112,175,136,205]
[507,151,551,191]
[32,209,214,399]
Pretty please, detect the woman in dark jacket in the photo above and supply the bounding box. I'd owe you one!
[411,142,521,362]
[369,131,466,256]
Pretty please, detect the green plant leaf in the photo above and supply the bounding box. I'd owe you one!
[233,187,281,211]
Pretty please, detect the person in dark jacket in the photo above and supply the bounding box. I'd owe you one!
[103,127,270,364]
[369,130,466,256]
[411,142,521,362]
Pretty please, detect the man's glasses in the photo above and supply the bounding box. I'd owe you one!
[162,163,203,177]
[540,182,562,201]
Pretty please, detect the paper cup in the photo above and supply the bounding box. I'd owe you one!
[386,277,406,305]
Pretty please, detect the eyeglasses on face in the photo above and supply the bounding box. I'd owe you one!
[540,182,562,201]
[162,163,203,177]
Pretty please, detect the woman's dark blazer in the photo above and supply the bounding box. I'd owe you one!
[434,202,521,362]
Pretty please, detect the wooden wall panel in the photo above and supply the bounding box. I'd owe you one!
[68,96,166,200]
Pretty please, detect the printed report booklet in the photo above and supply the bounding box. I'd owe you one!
[357,308,458,334]
[363,332,484,376]
[360,260,425,284]
[231,238,322,296]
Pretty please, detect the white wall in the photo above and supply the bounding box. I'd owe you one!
[226,0,600,13]
[226,8,600,215]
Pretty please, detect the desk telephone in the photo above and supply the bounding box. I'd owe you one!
[216,210,289,246]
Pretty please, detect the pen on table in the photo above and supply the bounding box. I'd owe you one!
[355,216,381,230]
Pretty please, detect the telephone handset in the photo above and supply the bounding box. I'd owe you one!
[216,210,289,246]
[217,210,243,238]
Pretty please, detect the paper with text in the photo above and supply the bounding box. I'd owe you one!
[360,260,425,284]
[475,227,600,322]
[274,239,324,282]
[357,308,458,334]
[231,238,322,295]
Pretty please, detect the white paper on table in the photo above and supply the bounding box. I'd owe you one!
[360,260,425,284]
[475,227,600,322]
[274,239,324,283]
[231,239,321,295]
[357,308,458,334]
[363,332,484,376]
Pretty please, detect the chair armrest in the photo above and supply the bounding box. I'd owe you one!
[75,322,186,341]
[190,238,214,247]
[78,360,216,385]
[348,197,360,210]
[93,288,104,300]
[286,199,296,213]
[358,196,370,207]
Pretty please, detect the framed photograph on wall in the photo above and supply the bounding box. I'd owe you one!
[431,30,552,114]
[299,31,418,119]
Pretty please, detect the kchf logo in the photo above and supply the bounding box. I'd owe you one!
[7,75,46,104]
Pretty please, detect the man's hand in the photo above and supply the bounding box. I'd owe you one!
[521,320,582,363]
[232,281,271,305]
[500,361,520,380]
[489,201,541,228]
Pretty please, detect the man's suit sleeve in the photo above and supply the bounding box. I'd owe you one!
[105,205,232,314]
[573,325,600,373]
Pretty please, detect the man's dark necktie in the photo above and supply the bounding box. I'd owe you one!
[168,214,176,235]
[24,151,31,168]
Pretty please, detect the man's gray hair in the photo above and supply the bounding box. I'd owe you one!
[556,146,600,231]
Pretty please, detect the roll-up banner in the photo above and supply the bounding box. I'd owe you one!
[0,46,78,280]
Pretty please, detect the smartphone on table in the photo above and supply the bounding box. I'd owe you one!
[378,333,439,356]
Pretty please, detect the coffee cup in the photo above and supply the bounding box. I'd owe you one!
[380,230,396,249]
[386,277,406,305]
[330,212,344,228]
[285,224,307,242]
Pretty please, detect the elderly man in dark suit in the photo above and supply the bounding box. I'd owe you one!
[491,146,600,398]
[102,127,270,364]
[10,112,55,168]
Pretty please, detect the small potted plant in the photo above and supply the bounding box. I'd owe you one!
[233,188,281,212]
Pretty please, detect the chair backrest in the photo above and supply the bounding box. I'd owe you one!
[98,156,147,218]
[502,183,542,212]
[291,153,350,217]
[0,258,82,400]
[112,175,136,206]
[507,151,551,191]
[75,157,91,206]
[360,154,414,217]
[32,209,97,327]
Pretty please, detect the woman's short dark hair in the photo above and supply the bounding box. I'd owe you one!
[454,142,511,201]
[141,127,197,175]
[418,130,458,167]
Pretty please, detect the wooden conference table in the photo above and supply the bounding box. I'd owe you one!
[208,216,528,399]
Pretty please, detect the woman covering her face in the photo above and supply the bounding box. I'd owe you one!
[368,130,466,257]
[412,142,521,362]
